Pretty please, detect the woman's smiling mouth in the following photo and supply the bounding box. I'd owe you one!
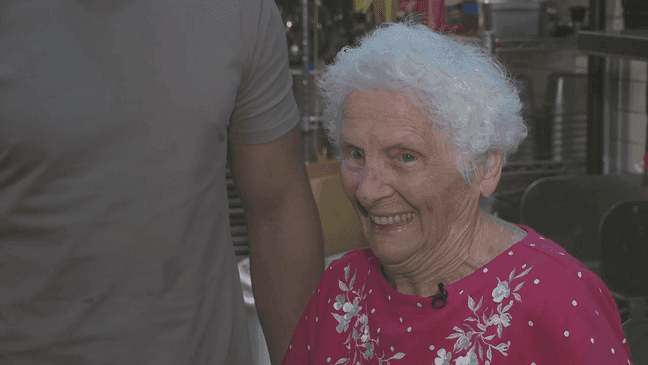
[369,213,415,227]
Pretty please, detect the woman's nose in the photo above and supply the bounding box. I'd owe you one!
[356,160,392,203]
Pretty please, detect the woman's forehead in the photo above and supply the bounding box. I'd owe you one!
[344,90,419,118]
[343,92,441,141]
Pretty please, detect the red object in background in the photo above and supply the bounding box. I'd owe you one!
[400,0,447,31]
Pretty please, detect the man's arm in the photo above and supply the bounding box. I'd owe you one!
[228,125,324,365]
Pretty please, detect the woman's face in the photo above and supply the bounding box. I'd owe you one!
[340,89,482,265]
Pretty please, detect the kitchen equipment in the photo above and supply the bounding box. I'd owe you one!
[600,200,648,298]
[644,63,648,187]
[623,317,648,365]
[569,6,587,24]
[282,2,335,68]
[481,1,547,39]
[601,200,648,364]
[520,174,648,263]
[622,0,648,30]
[545,73,588,163]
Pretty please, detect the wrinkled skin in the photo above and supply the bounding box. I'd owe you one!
[339,89,527,297]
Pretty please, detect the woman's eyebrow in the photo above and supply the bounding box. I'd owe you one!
[382,138,426,152]
[340,138,357,146]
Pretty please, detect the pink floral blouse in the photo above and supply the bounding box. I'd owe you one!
[282,225,633,365]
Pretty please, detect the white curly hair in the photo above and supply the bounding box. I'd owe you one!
[316,16,528,184]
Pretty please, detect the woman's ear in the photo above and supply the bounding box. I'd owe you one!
[478,150,503,198]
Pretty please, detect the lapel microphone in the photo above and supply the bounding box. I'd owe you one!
[430,283,448,309]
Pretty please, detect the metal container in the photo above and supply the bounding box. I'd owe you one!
[481,1,547,39]
[545,73,588,163]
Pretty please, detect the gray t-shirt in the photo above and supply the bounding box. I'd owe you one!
[0,0,299,364]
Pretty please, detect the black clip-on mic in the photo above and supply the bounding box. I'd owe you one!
[430,283,448,309]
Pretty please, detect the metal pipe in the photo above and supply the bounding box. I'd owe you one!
[585,0,606,175]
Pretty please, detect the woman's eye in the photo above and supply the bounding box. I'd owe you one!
[401,154,415,163]
[351,150,363,160]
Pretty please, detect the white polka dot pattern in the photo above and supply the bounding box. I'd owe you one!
[530,243,535,246]
[623,338,626,344]
[528,321,533,326]
[508,251,513,255]
[377,328,381,333]
[459,290,464,294]
[534,279,540,284]
[429,345,435,351]
[407,327,412,332]
[578,271,582,278]
[611,348,615,354]
[591,338,595,344]
[399,317,403,323]
[327,357,331,362]
[564,331,570,337]
[417,303,422,307]
[572,300,578,306]
[483,268,488,273]
[308,345,310,351]
[371,308,375,313]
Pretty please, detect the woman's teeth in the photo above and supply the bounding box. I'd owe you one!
[370,213,414,226]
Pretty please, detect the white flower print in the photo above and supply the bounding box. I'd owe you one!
[491,278,510,303]
[434,348,452,365]
[455,331,473,351]
[454,348,479,365]
[489,311,512,328]
[331,264,406,365]
[444,264,533,363]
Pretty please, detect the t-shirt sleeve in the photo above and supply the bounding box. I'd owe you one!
[228,0,299,145]
[538,269,632,364]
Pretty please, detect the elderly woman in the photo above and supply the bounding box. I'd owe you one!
[281,18,631,365]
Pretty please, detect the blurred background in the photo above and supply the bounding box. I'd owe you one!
[231,0,648,363]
